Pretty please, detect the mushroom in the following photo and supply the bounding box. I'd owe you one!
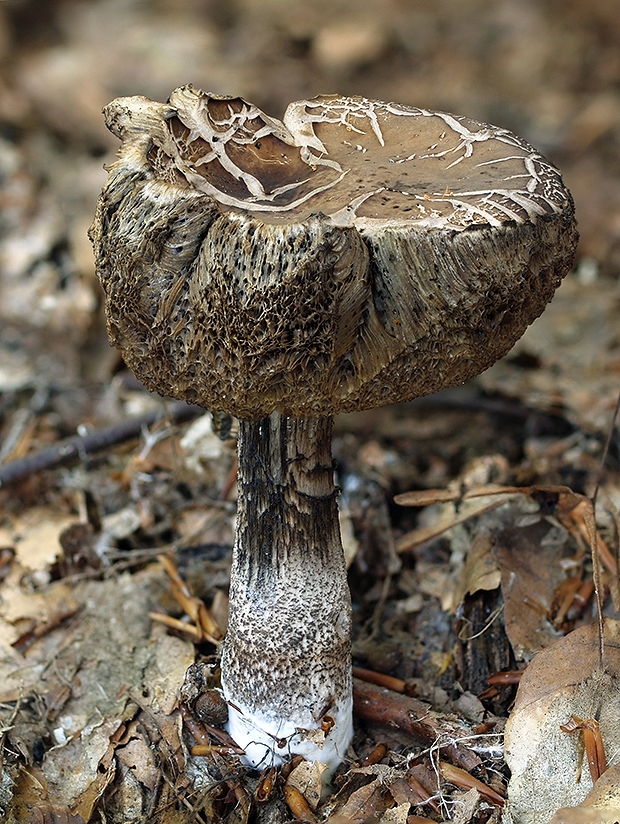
[90,86,578,777]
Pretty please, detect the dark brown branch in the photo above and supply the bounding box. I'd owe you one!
[353,678,482,772]
[0,401,202,487]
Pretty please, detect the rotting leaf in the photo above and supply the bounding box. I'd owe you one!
[504,620,620,824]
[116,733,160,792]
[330,778,388,823]
[450,788,482,824]
[285,759,326,812]
[450,533,501,612]
[389,769,439,813]
[379,802,410,823]
[70,733,118,822]
[495,517,568,661]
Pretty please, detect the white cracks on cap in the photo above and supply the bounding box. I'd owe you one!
[163,89,349,209]
[106,87,573,231]
[224,692,354,781]
[328,187,386,228]
[286,96,386,146]
[180,163,349,213]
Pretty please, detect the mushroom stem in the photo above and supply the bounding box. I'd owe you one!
[221,412,353,776]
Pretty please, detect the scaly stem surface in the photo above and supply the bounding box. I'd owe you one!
[221,412,352,773]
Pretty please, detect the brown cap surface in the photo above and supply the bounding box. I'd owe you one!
[91,86,578,419]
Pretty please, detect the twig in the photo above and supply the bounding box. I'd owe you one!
[591,388,620,508]
[0,401,202,486]
[439,760,505,806]
[591,389,620,658]
[353,678,481,772]
[352,666,407,694]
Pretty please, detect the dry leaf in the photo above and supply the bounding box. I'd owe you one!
[450,533,501,609]
[504,620,620,824]
[9,508,77,571]
[116,734,160,792]
[3,568,192,814]
[285,759,327,812]
[379,802,410,823]
[70,733,118,822]
[496,518,568,661]
[451,788,482,824]
[26,805,86,824]
[144,624,195,716]
[333,779,389,823]
[41,719,121,819]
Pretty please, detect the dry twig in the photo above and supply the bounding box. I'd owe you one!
[0,401,202,486]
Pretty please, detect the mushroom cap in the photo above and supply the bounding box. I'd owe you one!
[91,86,578,419]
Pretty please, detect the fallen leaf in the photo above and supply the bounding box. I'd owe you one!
[26,805,86,824]
[451,788,482,824]
[333,779,388,823]
[379,802,410,823]
[496,518,568,661]
[9,508,77,571]
[144,623,195,715]
[285,759,327,812]
[42,718,122,819]
[116,734,160,792]
[504,620,620,824]
[451,534,501,609]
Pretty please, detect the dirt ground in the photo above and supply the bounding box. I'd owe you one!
[1,1,620,822]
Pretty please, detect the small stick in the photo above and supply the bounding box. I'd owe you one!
[353,678,480,772]
[360,743,388,766]
[439,761,505,806]
[0,401,202,487]
[148,612,203,640]
[352,666,407,694]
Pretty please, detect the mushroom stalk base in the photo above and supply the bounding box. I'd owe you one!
[221,413,353,777]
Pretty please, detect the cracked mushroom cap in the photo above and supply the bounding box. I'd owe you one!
[91,86,578,419]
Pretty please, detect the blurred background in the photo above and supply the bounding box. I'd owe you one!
[0,0,619,418]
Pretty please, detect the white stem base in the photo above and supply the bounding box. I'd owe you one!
[224,692,353,781]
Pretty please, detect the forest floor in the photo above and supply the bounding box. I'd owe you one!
[1,1,620,822]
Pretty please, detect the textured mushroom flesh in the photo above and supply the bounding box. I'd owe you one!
[93,87,578,419]
[144,88,568,229]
